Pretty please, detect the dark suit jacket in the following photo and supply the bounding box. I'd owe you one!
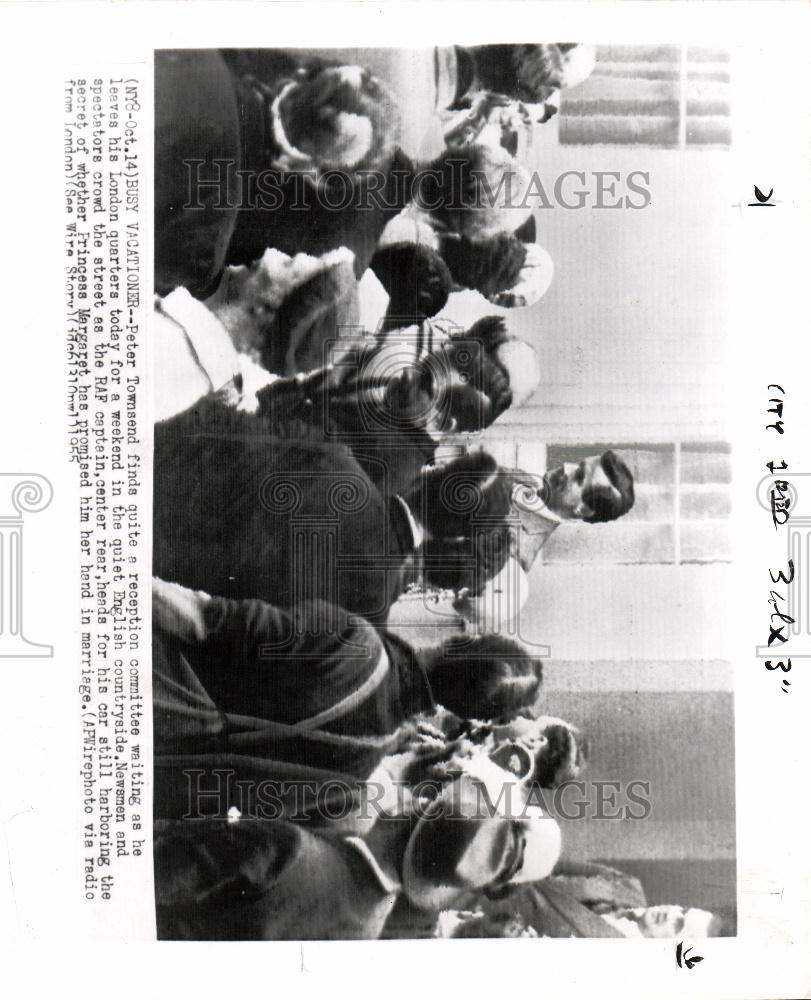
[225,130,414,278]
[253,368,438,505]
[152,596,434,821]
[153,398,417,624]
[154,815,407,940]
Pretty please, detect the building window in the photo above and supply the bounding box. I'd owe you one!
[558,44,731,149]
[541,441,732,565]
[436,437,732,566]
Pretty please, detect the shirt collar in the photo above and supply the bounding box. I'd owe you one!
[393,494,424,550]
[530,506,562,528]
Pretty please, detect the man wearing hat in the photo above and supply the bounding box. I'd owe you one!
[153,761,562,940]
[151,576,558,940]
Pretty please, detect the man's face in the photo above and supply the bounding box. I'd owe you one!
[208,249,323,317]
[206,247,356,362]
[488,715,585,786]
[204,251,308,359]
[490,715,554,748]
[544,454,619,521]
[633,904,712,938]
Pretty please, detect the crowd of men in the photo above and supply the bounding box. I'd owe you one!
[151,43,720,940]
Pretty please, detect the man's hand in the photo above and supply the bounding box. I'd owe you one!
[451,587,476,621]
[152,577,211,643]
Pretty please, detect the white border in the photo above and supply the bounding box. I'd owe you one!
[1,3,809,998]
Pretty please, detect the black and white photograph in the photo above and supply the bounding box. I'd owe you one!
[3,2,811,995]
[152,41,736,940]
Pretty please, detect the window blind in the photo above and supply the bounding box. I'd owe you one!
[559,44,731,149]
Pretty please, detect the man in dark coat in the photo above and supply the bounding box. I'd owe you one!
[151,577,549,941]
[151,576,544,823]
[427,449,637,629]
[154,814,407,940]
[153,391,523,624]
[155,47,407,297]
[154,770,558,941]
[152,581,433,823]
[153,396,421,623]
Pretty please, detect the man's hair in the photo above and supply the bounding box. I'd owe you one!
[428,633,543,722]
[413,450,516,591]
[449,317,540,422]
[465,44,556,103]
[582,450,635,523]
[441,320,515,430]
[411,450,513,539]
[468,44,591,104]
[440,233,528,299]
[421,526,512,593]
[512,215,537,243]
[370,243,453,329]
[529,721,587,787]
[423,145,531,240]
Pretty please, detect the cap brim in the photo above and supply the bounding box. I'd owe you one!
[402,774,514,910]
[509,806,562,884]
[402,775,562,909]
